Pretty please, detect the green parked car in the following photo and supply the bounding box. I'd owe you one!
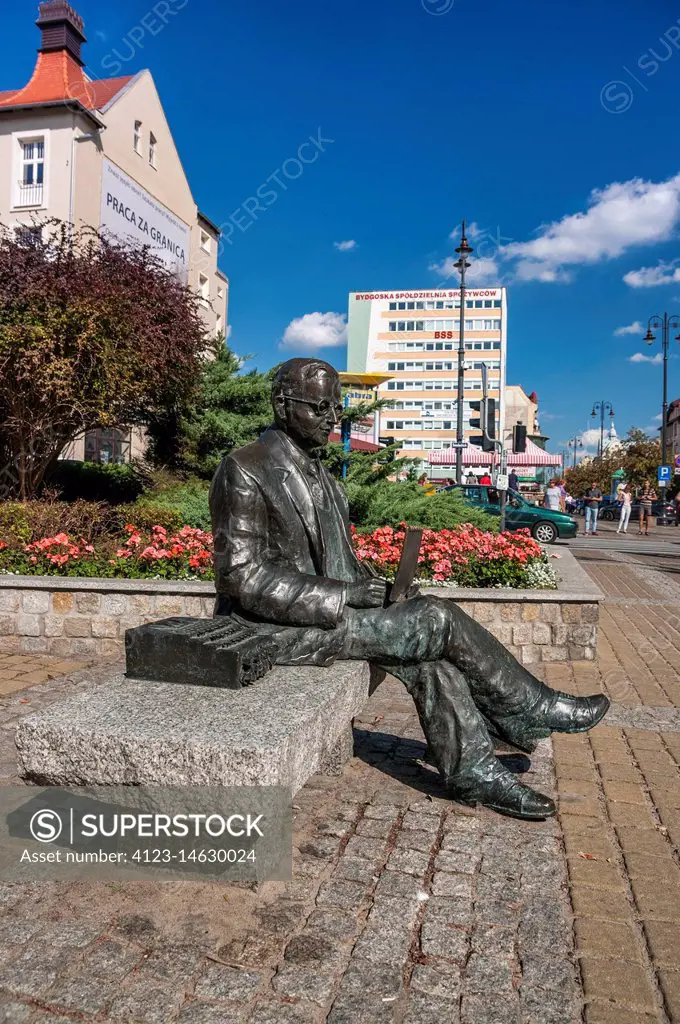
[445,485,578,544]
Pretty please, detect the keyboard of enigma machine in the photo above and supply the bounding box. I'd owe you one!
[124,616,280,689]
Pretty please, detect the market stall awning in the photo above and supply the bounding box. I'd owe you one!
[427,439,561,467]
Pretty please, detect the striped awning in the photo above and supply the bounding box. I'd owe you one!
[427,439,561,467]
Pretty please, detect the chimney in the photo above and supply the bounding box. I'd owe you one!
[36,1,86,66]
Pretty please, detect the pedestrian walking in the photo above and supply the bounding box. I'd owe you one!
[479,472,492,486]
[616,484,632,535]
[584,481,603,536]
[675,491,680,527]
[637,480,657,536]
[465,471,477,485]
[508,470,519,492]
[558,478,567,512]
[544,478,562,511]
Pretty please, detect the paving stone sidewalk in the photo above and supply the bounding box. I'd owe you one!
[0,552,677,1022]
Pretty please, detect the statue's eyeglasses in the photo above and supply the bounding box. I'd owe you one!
[284,396,344,420]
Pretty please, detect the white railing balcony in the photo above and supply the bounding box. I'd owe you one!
[14,182,44,208]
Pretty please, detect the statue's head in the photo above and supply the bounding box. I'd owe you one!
[272,358,342,451]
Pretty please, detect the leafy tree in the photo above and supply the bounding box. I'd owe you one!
[147,345,274,477]
[0,221,206,499]
[619,429,662,487]
[564,428,662,495]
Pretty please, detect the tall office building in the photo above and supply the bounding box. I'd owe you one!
[347,287,507,474]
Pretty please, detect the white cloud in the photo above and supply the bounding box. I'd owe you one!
[333,240,357,252]
[580,428,605,449]
[500,174,680,283]
[623,260,680,287]
[653,413,663,422]
[226,324,233,339]
[614,321,643,336]
[280,311,347,352]
[540,412,563,422]
[629,352,664,364]
[429,255,500,285]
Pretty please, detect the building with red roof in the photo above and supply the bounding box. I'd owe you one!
[0,2,228,464]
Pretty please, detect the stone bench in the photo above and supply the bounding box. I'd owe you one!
[15,663,384,793]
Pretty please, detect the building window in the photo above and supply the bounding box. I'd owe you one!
[216,313,223,336]
[200,230,211,253]
[199,274,209,303]
[17,138,45,207]
[134,121,142,154]
[217,285,224,301]
[149,132,157,168]
[84,428,131,465]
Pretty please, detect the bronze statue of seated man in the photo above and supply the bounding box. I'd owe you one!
[209,357,609,820]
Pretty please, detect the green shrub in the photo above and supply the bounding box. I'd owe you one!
[0,499,110,544]
[44,460,146,504]
[349,481,498,533]
[134,483,211,530]
[110,502,184,534]
[0,503,32,544]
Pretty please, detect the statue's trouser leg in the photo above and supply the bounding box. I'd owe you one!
[383,660,498,784]
[341,596,553,752]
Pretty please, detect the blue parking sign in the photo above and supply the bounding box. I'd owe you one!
[658,465,672,484]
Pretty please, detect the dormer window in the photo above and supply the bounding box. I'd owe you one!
[133,120,142,154]
[149,132,157,168]
[200,230,211,253]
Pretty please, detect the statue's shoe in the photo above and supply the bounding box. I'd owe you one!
[451,765,556,821]
[487,691,610,755]
[528,691,610,734]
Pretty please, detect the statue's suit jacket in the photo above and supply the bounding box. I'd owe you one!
[209,427,371,655]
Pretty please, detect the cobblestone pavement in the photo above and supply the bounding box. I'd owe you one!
[0,654,88,696]
[0,552,678,1021]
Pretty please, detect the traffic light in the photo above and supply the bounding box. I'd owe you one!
[485,398,497,451]
[469,399,496,452]
[512,423,527,453]
[469,399,485,450]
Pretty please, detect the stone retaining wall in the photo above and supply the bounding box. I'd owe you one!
[0,549,601,664]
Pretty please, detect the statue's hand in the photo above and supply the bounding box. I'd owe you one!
[346,579,388,608]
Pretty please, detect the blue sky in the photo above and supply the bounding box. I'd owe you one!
[5,0,680,457]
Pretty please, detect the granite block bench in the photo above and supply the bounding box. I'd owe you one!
[15,662,384,793]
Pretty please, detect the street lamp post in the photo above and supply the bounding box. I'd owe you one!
[643,313,680,523]
[453,222,473,484]
[567,436,583,468]
[591,402,615,461]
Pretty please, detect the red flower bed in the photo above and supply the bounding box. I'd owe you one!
[0,524,214,579]
[352,523,554,588]
[1,521,556,589]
